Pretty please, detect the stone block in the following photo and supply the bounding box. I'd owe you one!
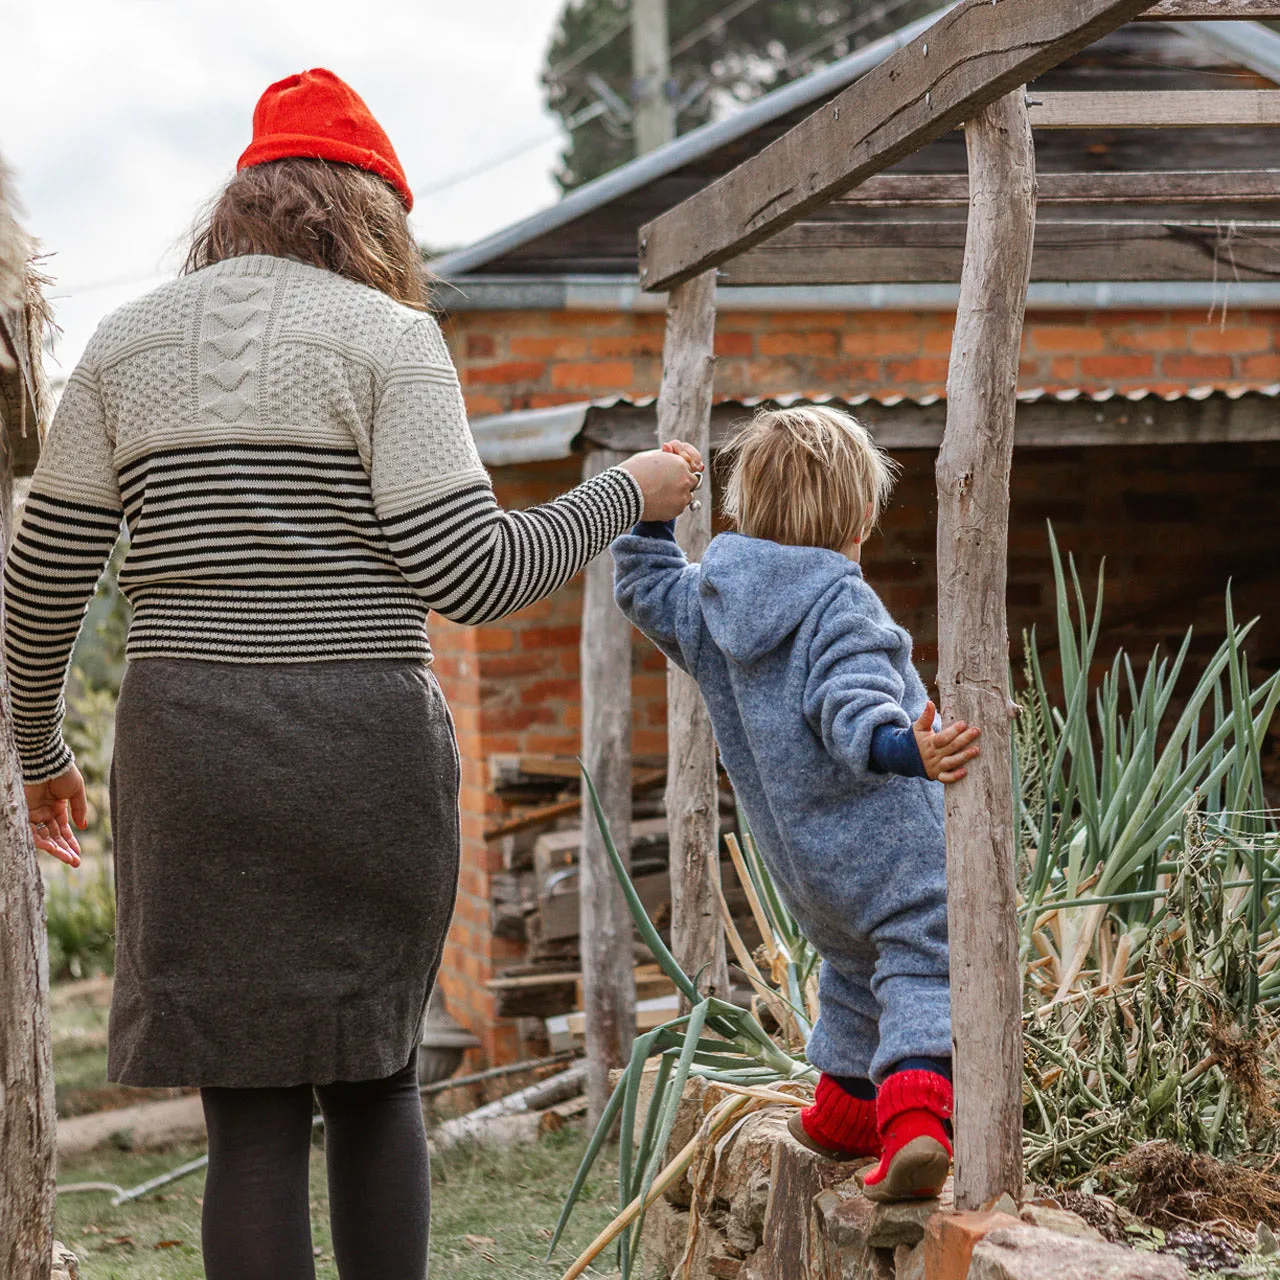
[758,1123,855,1280]
[922,1210,1023,1280]
[896,1241,927,1280]
[1018,1204,1104,1242]
[868,1197,946,1249]
[641,1193,690,1276]
[52,1242,79,1280]
[969,1225,1190,1280]
[811,1180,897,1280]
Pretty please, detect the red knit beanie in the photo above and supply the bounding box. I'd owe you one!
[237,68,413,211]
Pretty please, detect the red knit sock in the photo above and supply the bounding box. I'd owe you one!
[796,1073,881,1159]
[862,1070,953,1196]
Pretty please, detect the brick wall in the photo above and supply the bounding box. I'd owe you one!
[430,303,1280,1067]
[448,308,1280,416]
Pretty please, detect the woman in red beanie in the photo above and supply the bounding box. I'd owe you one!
[7,69,700,1280]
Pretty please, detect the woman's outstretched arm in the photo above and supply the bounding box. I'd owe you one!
[4,350,122,861]
[371,316,696,625]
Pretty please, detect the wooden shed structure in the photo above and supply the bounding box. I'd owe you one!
[632,0,1280,1209]
[428,7,1280,1103]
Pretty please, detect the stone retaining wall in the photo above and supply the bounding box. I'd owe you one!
[640,1082,1189,1280]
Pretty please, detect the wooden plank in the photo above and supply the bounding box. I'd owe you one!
[832,169,1280,207]
[655,272,729,1003]
[578,447,637,1128]
[1136,0,1280,16]
[483,768,666,842]
[1027,90,1280,128]
[637,0,1157,291]
[0,314,56,1276]
[719,218,1280,284]
[937,88,1033,1210]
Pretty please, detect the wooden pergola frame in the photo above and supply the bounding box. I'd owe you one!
[576,0,1280,1208]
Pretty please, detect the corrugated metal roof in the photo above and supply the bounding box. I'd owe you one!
[472,384,1280,466]
[433,6,952,281]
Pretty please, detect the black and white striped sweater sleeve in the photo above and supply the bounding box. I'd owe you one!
[371,317,644,624]
[4,360,122,783]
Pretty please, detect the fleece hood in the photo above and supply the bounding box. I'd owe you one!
[698,532,860,665]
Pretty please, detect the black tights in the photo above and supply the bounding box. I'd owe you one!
[200,1059,429,1280]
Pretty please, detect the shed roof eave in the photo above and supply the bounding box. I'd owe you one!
[431,5,952,281]
[441,275,1280,313]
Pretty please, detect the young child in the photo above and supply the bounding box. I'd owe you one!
[613,407,980,1202]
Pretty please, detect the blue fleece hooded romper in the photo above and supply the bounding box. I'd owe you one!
[613,526,950,1083]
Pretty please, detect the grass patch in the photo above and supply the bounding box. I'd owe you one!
[55,1131,623,1280]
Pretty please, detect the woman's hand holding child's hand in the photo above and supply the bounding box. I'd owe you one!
[912,700,981,784]
[620,440,704,521]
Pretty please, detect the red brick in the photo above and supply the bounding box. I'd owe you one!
[520,625,581,650]
[474,628,514,653]
[510,335,588,360]
[1188,325,1270,355]
[591,334,665,357]
[1108,325,1187,353]
[1241,354,1280,380]
[841,331,919,357]
[922,328,956,356]
[758,331,839,357]
[715,331,754,357]
[1027,324,1105,355]
[463,393,503,416]
[465,334,496,359]
[886,357,951,386]
[466,360,547,386]
[550,360,634,389]
[1079,354,1155,381]
[923,1211,1023,1280]
[520,679,580,705]
[1161,354,1232,381]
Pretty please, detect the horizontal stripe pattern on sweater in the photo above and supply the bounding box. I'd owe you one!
[5,450,641,781]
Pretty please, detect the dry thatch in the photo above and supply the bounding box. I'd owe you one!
[1110,1141,1280,1238]
[0,153,52,454]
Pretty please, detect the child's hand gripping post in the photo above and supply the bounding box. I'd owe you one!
[912,700,980,784]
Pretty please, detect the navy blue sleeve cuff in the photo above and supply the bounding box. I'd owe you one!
[632,519,678,541]
[869,724,928,779]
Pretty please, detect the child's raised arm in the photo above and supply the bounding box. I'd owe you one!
[612,524,705,675]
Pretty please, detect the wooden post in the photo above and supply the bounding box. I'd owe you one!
[0,446,56,1273]
[579,448,637,1129]
[655,271,727,1002]
[936,87,1035,1211]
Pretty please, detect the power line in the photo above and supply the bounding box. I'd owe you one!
[670,0,771,58]
[777,0,923,76]
[547,12,632,82]
[417,101,608,198]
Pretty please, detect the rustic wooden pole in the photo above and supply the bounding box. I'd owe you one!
[655,271,728,1002]
[0,437,56,1275]
[936,87,1036,1211]
[579,447,637,1129]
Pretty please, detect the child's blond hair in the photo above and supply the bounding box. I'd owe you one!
[720,405,900,552]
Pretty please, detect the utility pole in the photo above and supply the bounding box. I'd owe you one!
[631,0,675,155]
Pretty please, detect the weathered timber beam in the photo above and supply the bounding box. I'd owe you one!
[832,169,1280,207]
[1136,0,1280,16]
[719,218,1280,284]
[938,86,1034,1211]
[1027,90,1280,128]
[636,0,1157,292]
[579,449,637,1129]
[580,389,1280,456]
[655,272,728,1005]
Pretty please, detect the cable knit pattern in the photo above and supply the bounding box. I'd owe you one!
[4,254,643,782]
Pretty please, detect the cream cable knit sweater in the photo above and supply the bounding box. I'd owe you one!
[4,255,643,782]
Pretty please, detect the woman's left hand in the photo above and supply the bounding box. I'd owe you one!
[25,765,88,867]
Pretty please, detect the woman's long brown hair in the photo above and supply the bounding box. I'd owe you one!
[185,158,428,310]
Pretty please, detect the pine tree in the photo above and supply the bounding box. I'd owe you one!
[542,0,940,189]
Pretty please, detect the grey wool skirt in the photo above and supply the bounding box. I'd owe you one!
[106,658,460,1089]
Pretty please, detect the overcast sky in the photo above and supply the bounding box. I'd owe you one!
[4,0,571,375]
